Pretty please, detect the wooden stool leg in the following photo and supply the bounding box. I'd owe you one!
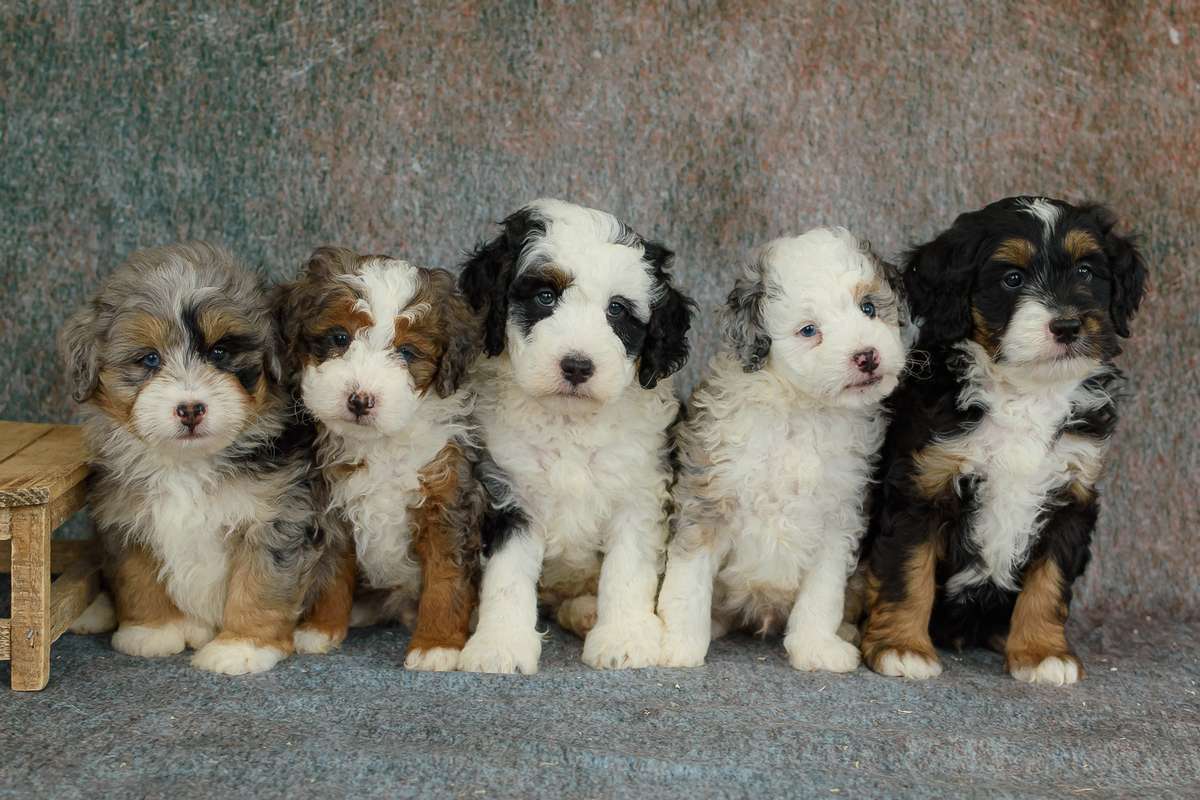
[10,505,51,690]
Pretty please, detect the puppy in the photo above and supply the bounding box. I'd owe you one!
[656,228,909,672]
[275,247,483,671]
[861,197,1147,685]
[59,242,336,675]
[455,199,693,673]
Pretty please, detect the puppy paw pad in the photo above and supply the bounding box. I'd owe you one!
[1011,655,1080,686]
[583,618,663,670]
[192,639,285,676]
[787,634,861,673]
[874,648,943,680]
[404,646,461,672]
[293,627,341,655]
[111,623,186,658]
[458,633,541,674]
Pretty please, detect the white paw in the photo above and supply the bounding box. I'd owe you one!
[874,648,943,680]
[1011,655,1080,686]
[582,616,663,670]
[111,623,186,658]
[458,629,541,674]
[180,619,216,650]
[785,633,861,673]
[70,592,117,634]
[658,630,709,667]
[191,639,285,676]
[404,646,461,672]
[293,627,341,655]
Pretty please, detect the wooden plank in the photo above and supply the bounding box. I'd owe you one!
[0,539,99,575]
[0,422,54,465]
[0,425,89,508]
[46,481,87,531]
[0,507,8,542]
[0,619,8,661]
[49,556,101,643]
[10,504,51,690]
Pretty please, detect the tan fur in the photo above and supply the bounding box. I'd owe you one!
[1004,558,1081,676]
[911,444,967,499]
[296,547,356,647]
[218,539,302,653]
[862,537,940,669]
[110,544,185,628]
[1063,229,1101,262]
[992,237,1036,267]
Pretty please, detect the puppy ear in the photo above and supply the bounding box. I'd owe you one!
[1088,205,1147,338]
[637,242,695,389]
[722,270,771,372]
[430,272,483,398]
[903,232,976,346]
[270,280,308,391]
[459,212,535,357]
[59,304,101,403]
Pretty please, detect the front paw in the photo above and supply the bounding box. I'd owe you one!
[71,592,117,635]
[870,647,943,680]
[583,615,663,670]
[293,625,345,655]
[404,646,461,672]
[192,637,286,676]
[785,633,861,673]
[1009,653,1082,686]
[458,629,541,675]
[658,628,709,667]
[111,623,186,658]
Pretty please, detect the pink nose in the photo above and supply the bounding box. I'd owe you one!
[175,402,206,431]
[852,348,880,374]
[347,391,376,418]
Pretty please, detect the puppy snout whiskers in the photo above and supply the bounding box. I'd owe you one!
[1049,317,1082,344]
[852,348,880,374]
[347,391,376,418]
[560,354,595,386]
[175,402,206,432]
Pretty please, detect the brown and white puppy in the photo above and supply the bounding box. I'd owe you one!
[59,242,336,675]
[275,247,483,671]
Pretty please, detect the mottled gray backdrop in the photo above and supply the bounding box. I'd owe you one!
[2,2,1196,619]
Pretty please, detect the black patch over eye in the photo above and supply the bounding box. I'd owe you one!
[1076,264,1093,280]
[607,299,628,318]
[535,289,557,307]
[208,345,228,364]
[1002,270,1024,289]
[396,344,422,363]
[860,301,877,319]
[140,352,161,370]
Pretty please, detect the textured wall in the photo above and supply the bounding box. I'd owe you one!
[2,1,1196,618]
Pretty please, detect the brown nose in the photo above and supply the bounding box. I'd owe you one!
[1049,317,1082,344]
[851,348,880,374]
[175,402,206,431]
[347,391,376,418]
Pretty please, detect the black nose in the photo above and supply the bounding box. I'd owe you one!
[347,391,376,417]
[851,348,880,374]
[560,354,595,386]
[1049,317,1083,344]
[175,402,206,431]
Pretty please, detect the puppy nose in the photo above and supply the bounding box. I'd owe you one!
[560,354,595,386]
[347,391,376,417]
[851,348,880,374]
[1049,317,1082,343]
[175,402,206,430]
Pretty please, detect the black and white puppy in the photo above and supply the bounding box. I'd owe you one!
[861,197,1147,685]
[456,198,693,673]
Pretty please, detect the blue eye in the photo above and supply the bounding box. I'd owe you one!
[798,325,818,338]
[1003,270,1024,289]
[535,289,557,307]
[396,344,421,363]
[860,301,877,319]
[140,352,161,369]
[606,300,627,318]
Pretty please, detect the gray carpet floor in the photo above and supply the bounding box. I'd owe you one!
[2,597,1197,800]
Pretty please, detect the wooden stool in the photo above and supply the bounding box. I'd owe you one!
[1,422,100,691]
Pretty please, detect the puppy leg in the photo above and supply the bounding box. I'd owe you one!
[657,533,718,667]
[405,533,475,672]
[556,594,598,639]
[109,545,191,658]
[582,501,665,670]
[784,537,861,673]
[71,591,117,635]
[862,537,942,679]
[1006,558,1081,686]
[192,543,299,676]
[458,533,545,674]
[294,547,356,655]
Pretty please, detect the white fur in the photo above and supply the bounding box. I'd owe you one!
[293,627,339,655]
[874,648,944,680]
[70,591,117,634]
[131,358,251,458]
[1017,197,1062,242]
[943,342,1110,595]
[658,229,906,672]
[192,638,285,676]
[404,646,461,672]
[111,623,187,658]
[1011,655,1080,686]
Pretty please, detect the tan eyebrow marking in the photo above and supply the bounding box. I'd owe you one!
[1064,229,1102,261]
[992,237,1036,269]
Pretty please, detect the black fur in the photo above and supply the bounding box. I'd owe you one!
[459,208,543,356]
[722,269,772,372]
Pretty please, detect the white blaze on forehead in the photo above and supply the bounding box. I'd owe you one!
[1017,198,1061,242]
[759,227,879,329]
[521,198,658,320]
[343,258,423,349]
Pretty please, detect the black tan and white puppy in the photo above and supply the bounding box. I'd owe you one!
[656,228,909,672]
[861,197,1147,686]
[59,242,337,675]
[455,198,693,673]
[275,247,483,671]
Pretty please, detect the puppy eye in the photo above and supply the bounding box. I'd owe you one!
[860,301,877,319]
[326,329,351,349]
[535,289,557,308]
[140,352,161,370]
[606,300,628,319]
[798,324,819,338]
[1002,270,1025,289]
[208,346,228,364]
[1076,264,1093,280]
[396,344,422,363]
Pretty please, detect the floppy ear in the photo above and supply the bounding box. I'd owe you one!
[459,212,536,357]
[902,232,977,346]
[722,269,771,372]
[430,271,483,398]
[1090,206,1147,338]
[59,304,101,403]
[637,241,695,389]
